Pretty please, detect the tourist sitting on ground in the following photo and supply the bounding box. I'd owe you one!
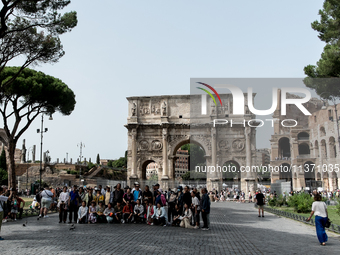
[146,201,156,225]
[77,201,88,224]
[133,199,144,223]
[122,200,133,223]
[114,201,123,223]
[180,203,194,229]
[152,202,167,226]
[104,203,115,223]
[30,197,39,210]
[172,204,182,226]
[96,201,106,223]
[88,201,97,224]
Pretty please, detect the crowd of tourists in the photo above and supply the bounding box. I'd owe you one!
[34,182,212,230]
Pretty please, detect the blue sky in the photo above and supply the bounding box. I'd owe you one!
[12,0,326,162]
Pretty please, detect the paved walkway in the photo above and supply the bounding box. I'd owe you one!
[0,202,339,254]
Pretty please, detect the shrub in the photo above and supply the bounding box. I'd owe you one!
[287,193,313,213]
[67,170,71,174]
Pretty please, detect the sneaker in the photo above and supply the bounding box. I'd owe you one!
[121,219,125,224]
[38,215,42,218]
[262,215,264,217]
[194,226,199,229]
[163,224,167,227]
[14,219,16,221]
[205,228,210,230]
[44,215,49,218]
[150,223,154,226]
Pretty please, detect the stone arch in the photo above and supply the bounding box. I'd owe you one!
[331,171,338,190]
[279,163,292,190]
[279,163,292,180]
[298,143,310,155]
[169,138,207,180]
[141,158,161,180]
[222,160,241,180]
[170,137,208,157]
[329,136,336,158]
[278,137,291,158]
[297,132,309,140]
[316,172,321,181]
[314,140,319,157]
[304,161,315,188]
[320,139,327,159]
[320,126,326,137]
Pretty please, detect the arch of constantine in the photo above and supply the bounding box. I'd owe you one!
[125,94,258,193]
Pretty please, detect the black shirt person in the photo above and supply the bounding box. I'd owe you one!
[255,190,265,217]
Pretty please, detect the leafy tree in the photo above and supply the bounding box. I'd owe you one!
[0,1,77,89]
[112,157,127,168]
[0,168,8,185]
[0,148,6,170]
[304,1,340,95]
[0,67,76,189]
[96,154,100,165]
[180,143,205,170]
[107,160,113,168]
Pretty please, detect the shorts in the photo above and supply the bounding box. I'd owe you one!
[257,205,264,209]
[11,208,18,214]
[41,198,52,208]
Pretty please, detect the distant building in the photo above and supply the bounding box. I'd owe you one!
[175,149,189,178]
[269,90,339,191]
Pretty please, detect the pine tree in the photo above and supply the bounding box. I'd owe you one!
[96,154,100,165]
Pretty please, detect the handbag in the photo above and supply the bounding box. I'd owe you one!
[325,218,331,228]
[323,202,331,228]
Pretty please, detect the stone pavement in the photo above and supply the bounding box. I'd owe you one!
[0,202,339,255]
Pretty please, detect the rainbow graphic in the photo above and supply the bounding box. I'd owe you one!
[196,82,223,107]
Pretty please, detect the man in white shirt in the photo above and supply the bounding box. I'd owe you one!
[0,193,9,240]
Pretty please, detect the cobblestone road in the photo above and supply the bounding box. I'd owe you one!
[0,202,339,255]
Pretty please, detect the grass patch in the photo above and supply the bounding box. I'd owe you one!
[271,205,340,226]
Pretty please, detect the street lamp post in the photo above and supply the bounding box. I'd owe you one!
[77,142,85,178]
[37,114,53,190]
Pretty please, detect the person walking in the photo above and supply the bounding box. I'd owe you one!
[255,190,265,217]
[39,186,53,218]
[306,193,328,246]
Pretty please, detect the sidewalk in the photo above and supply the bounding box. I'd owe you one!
[0,202,339,254]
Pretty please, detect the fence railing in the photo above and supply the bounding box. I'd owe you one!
[257,205,340,234]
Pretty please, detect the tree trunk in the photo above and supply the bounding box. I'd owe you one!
[8,139,17,189]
